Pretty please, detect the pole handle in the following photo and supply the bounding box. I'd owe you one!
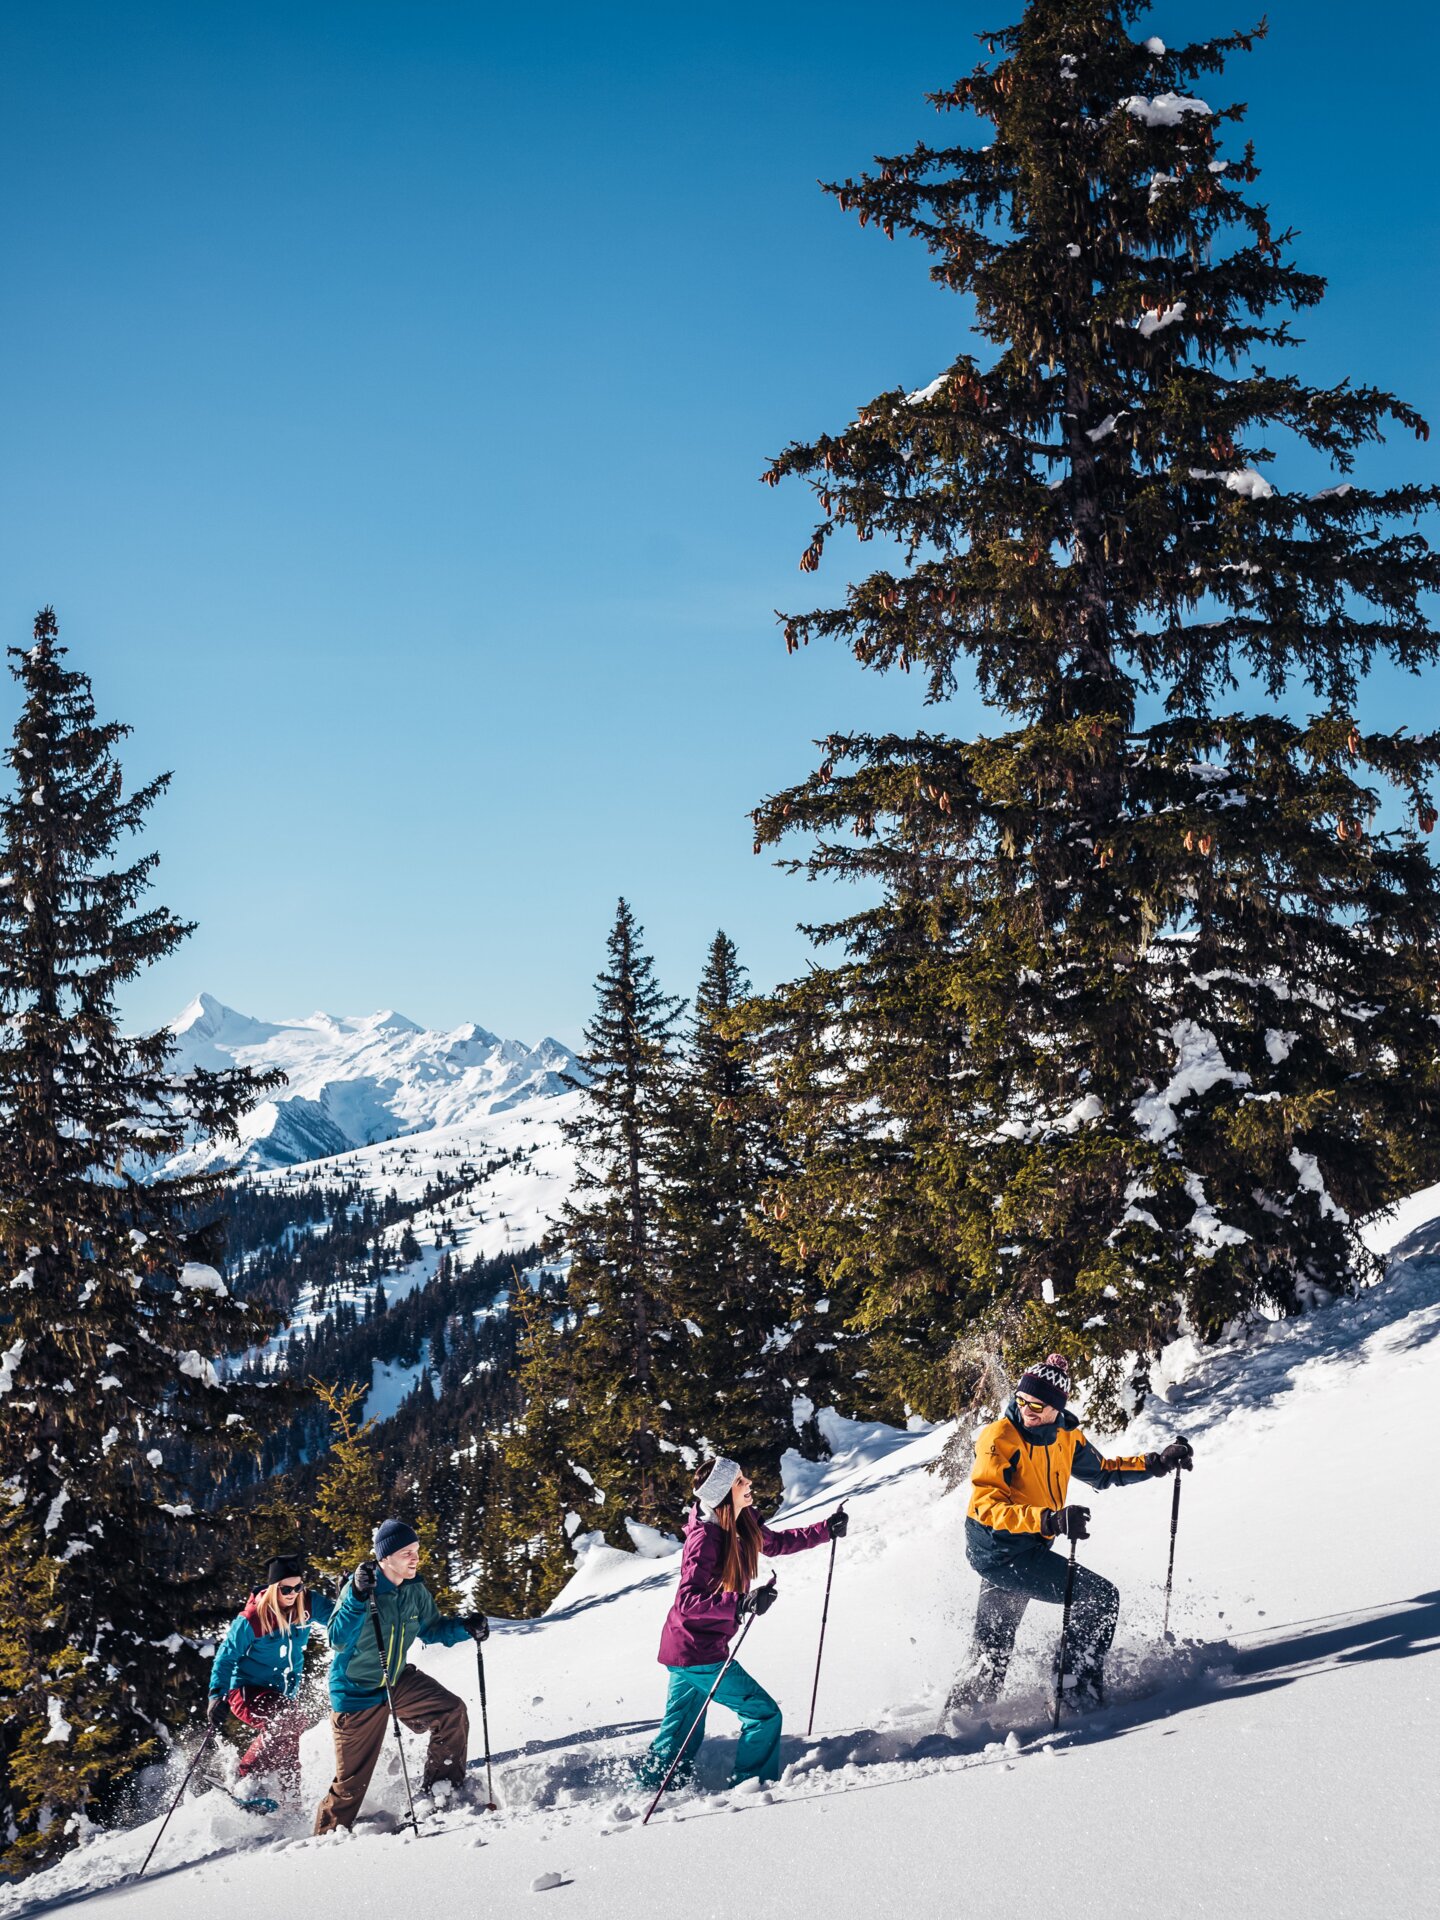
[742,1571,778,1616]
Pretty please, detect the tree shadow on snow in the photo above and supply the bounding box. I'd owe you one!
[501,1442,938,1634]
[487,1718,659,1767]
[1152,1259,1440,1444]
[1218,1589,1440,1693]
[667,1591,1440,1826]
[780,1452,937,1517]
[505,1568,674,1629]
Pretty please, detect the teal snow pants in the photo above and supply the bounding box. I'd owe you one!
[640,1660,782,1789]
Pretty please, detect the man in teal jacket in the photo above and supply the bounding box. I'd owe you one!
[313,1518,488,1833]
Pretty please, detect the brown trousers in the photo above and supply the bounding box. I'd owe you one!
[313,1666,469,1833]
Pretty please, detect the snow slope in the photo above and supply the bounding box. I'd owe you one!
[164,993,580,1172]
[12,1217,1438,1917]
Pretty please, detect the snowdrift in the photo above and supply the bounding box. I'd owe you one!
[8,1234,1439,1917]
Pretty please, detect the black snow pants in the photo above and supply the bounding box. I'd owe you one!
[949,1551,1118,1712]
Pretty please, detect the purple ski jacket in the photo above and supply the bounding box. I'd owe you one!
[657,1504,832,1667]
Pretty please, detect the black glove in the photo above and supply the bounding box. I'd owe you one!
[351,1560,376,1601]
[1042,1504,1091,1541]
[464,1612,489,1642]
[826,1507,849,1540]
[1147,1438,1194,1475]
[206,1694,229,1731]
[741,1578,778,1617]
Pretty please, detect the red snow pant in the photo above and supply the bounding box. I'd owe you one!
[228,1686,310,1786]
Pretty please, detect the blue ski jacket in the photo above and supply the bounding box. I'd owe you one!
[209,1589,334,1701]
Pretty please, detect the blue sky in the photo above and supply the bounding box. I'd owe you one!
[2,1,1436,1046]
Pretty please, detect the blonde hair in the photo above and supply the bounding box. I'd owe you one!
[252,1580,310,1638]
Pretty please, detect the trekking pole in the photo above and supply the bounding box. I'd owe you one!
[641,1575,775,1827]
[137,1729,214,1878]
[367,1588,420,1836]
[475,1637,498,1811]
[806,1502,845,1737]
[1162,1466,1183,1641]
[1052,1538,1079,1732]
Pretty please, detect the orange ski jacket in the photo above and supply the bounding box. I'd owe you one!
[966,1401,1152,1574]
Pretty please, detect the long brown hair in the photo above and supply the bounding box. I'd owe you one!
[252,1580,310,1637]
[695,1460,762,1595]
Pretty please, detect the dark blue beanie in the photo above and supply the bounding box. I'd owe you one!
[372,1517,419,1560]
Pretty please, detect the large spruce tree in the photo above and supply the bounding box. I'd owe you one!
[752,3,1440,1421]
[506,901,689,1585]
[0,611,281,1866]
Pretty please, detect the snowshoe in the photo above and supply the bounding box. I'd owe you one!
[942,1651,1008,1723]
[1067,1662,1107,1714]
[197,1773,280,1815]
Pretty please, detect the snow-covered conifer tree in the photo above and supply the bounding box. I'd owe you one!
[753,3,1440,1419]
[506,901,689,1579]
[0,610,282,1866]
[660,933,800,1503]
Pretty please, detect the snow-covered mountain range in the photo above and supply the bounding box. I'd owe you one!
[165,993,581,1171]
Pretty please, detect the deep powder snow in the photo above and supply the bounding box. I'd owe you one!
[7,1202,1439,1918]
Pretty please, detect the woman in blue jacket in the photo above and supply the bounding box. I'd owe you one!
[207,1553,333,1790]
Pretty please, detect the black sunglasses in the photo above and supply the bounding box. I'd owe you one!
[277,1580,305,1595]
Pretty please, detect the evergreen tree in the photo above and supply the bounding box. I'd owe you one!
[506,901,686,1576]
[0,611,285,1866]
[661,933,806,1502]
[235,1472,307,1579]
[0,1521,119,1871]
[752,5,1440,1422]
[309,1380,386,1578]
[495,1270,586,1609]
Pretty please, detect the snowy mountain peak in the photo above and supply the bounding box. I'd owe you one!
[533,1036,579,1071]
[363,1009,423,1035]
[171,990,241,1035]
[171,991,223,1033]
[163,996,582,1173]
[169,993,282,1056]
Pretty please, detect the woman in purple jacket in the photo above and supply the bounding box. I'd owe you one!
[641,1455,847,1792]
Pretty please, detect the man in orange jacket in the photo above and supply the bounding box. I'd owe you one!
[949,1353,1192,1715]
